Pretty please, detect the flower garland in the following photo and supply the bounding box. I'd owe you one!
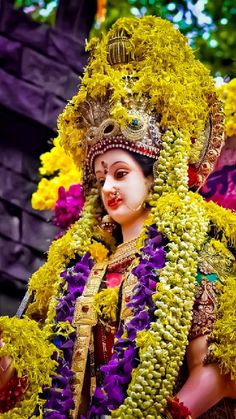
[217,78,236,138]
[0,317,58,418]
[111,130,209,417]
[93,287,119,324]
[58,16,215,167]
[43,253,94,417]
[26,188,100,323]
[204,200,236,247]
[208,274,236,380]
[89,227,166,417]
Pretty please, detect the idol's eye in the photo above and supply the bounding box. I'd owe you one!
[115,170,128,179]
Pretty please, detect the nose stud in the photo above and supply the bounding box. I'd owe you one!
[111,187,121,198]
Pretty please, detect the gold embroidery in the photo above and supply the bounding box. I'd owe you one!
[120,262,138,321]
[108,238,137,272]
[198,239,235,280]
[70,243,139,416]
[70,262,108,418]
[189,279,218,340]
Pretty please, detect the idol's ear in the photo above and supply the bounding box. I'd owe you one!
[146,174,154,191]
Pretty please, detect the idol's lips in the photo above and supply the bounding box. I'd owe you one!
[107,198,123,209]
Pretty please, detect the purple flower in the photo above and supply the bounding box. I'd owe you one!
[88,388,109,417]
[44,413,68,419]
[127,310,150,332]
[88,227,167,416]
[54,184,85,229]
[44,253,94,417]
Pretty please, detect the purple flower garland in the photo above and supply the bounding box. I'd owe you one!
[88,227,166,418]
[43,252,94,418]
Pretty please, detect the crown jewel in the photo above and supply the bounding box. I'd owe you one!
[76,96,163,175]
[107,30,133,65]
[58,16,225,192]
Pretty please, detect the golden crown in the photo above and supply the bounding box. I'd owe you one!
[58,16,225,191]
[76,95,163,189]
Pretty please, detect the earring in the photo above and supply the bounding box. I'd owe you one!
[101,214,116,234]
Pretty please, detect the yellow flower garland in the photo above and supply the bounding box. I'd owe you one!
[26,189,101,323]
[0,317,58,418]
[112,129,210,417]
[218,78,236,138]
[1,15,236,419]
[89,241,109,262]
[58,16,215,168]
[209,275,236,379]
[204,200,236,247]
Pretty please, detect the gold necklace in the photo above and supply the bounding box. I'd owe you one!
[108,237,138,271]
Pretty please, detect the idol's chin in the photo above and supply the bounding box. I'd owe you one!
[107,211,143,228]
[106,209,129,226]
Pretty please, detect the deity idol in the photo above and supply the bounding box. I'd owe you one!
[0,16,236,419]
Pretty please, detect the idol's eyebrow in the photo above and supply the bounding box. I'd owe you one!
[110,161,129,168]
[95,161,128,175]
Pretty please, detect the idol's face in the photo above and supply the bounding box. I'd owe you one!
[94,149,152,227]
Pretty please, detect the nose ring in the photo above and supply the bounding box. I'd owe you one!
[111,187,120,198]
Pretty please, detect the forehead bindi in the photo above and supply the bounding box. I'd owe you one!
[94,150,134,171]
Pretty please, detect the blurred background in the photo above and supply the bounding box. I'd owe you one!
[0,0,235,315]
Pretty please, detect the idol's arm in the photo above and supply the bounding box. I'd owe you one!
[0,340,14,390]
[176,335,236,418]
[0,356,14,390]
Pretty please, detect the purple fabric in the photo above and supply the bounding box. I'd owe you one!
[201,164,236,210]
[200,139,236,211]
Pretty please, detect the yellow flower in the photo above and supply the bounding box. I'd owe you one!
[0,316,58,418]
[93,287,119,322]
[89,241,109,262]
[58,16,215,168]
[218,78,236,138]
[31,137,81,211]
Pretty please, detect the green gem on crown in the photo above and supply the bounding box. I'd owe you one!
[131,118,141,128]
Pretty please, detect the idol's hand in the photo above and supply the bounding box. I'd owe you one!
[177,335,236,418]
[0,339,15,390]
